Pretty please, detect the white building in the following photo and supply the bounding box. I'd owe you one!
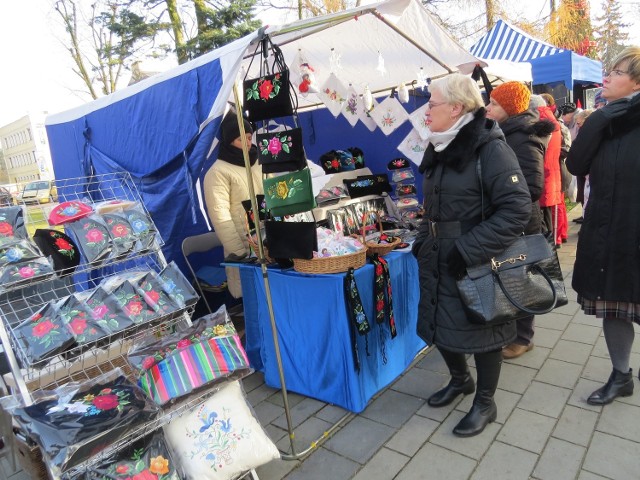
[0,112,54,184]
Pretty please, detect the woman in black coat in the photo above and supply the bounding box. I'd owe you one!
[566,46,640,406]
[486,82,555,359]
[413,73,531,437]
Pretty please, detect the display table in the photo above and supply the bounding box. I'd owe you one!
[233,250,427,413]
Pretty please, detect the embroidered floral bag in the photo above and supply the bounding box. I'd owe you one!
[256,126,306,173]
[263,167,316,216]
[243,37,294,122]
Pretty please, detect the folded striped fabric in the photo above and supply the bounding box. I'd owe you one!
[138,333,250,405]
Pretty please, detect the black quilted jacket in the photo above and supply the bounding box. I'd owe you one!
[414,109,532,353]
[567,94,640,304]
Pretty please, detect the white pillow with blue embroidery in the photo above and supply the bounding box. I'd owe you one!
[163,380,279,479]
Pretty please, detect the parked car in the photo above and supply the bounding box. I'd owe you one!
[17,180,58,204]
[0,186,14,206]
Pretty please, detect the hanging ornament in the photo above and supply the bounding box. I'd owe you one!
[363,85,374,112]
[416,67,428,90]
[398,82,409,103]
[293,50,317,96]
[329,48,342,73]
[376,51,386,76]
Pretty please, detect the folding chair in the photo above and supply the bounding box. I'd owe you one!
[181,232,228,314]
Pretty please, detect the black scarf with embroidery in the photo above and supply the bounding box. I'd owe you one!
[218,143,258,167]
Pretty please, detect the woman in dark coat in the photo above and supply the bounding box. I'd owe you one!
[566,46,640,406]
[413,73,531,437]
[486,82,555,359]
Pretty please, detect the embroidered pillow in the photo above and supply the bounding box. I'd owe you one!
[163,380,279,480]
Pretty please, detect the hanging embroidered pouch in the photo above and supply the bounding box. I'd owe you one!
[256,127,306,173]
[263,167,316,216]
[243,70,293,122]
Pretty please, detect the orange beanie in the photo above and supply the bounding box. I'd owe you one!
[490,82,531,116]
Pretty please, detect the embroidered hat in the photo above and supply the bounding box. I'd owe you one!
[490,81,531,116]
[48,200,94,226]
[33,229,80,276]
[347,147,365,168]
[320,150,341,174]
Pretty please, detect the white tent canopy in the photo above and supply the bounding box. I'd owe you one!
[458,57,533,83]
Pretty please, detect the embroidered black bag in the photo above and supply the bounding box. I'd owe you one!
[256,127,306,173]
[243,38,294,122]
[456,157,568,325]
[265,218,317,260]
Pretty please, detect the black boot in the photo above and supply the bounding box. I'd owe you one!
[587,368,634,405]
[453,350,502,437]
[428,348,475,407]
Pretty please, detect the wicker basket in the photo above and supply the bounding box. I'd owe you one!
[246,232,274,264]
[293,248,366,274]
[14,434,50,480]
[359,211,401,257]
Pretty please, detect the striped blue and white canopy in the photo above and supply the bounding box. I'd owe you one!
[470,19,563,63]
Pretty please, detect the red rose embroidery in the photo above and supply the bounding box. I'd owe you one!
[100,388,112,394]
[125,300,144,316]
[69,317,87,334]
[375,264,383,275]
[92,394,119,410]
[331,159,339,168]
[85,228,104,243]
[31,313,43,322]
[259,79,274,99]
[132,470,158,480]
[55,237,72,251]
[92,304,108,319]
[111,223,129,238]
[0,222,13,236]
[116,464,129,474]
[145,290,160,305]
[32,320,56,337]
[376,299,385,312]
[177,339,192,349]
[142,356,156,370]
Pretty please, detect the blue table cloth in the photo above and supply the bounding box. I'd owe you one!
[235,250,426,413]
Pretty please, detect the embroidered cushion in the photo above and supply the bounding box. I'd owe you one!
[163,380,279,479]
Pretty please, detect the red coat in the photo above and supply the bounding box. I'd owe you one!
[538,106,563,207]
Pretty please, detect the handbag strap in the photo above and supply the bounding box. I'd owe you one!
[494,264,558,314]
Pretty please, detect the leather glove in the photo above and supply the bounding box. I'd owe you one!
[447,245,467,280]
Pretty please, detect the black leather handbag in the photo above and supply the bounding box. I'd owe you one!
[456,233,568,325]
[456,156,568,325]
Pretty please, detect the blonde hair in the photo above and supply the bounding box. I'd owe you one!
[430,73,484,114]
[575,109,593,123]
[610,46,640,83]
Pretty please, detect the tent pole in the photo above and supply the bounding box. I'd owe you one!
[232,85,297,458]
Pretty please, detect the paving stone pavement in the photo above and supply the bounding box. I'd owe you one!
[2,205,638,480]
[246,205,640,480]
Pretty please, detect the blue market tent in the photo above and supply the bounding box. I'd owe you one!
[470,19,602,89]
[45,0,482,272]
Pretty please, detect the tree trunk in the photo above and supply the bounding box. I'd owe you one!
[193,0,207,35]
[165,0,187,64]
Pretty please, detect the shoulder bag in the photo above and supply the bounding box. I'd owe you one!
[456,156,568,325]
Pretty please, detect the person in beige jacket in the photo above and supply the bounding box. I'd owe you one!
[203,113,263,298]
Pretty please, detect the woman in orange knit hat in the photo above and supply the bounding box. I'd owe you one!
[486,81,555,360]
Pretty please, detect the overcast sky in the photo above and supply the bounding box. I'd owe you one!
[0,0,636,127]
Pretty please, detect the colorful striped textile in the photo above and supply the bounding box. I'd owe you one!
[138,334,250,405]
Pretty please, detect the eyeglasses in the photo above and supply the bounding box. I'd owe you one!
[427,101,447,109]
[604,69,629,77]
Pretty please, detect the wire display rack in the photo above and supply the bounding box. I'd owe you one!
[0,173,257,479]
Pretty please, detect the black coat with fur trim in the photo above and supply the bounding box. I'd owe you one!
[499,109,555,234]
[566,94,640,304]
[414,109,531,353]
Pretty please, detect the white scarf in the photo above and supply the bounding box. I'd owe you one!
[427,112,475,152]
